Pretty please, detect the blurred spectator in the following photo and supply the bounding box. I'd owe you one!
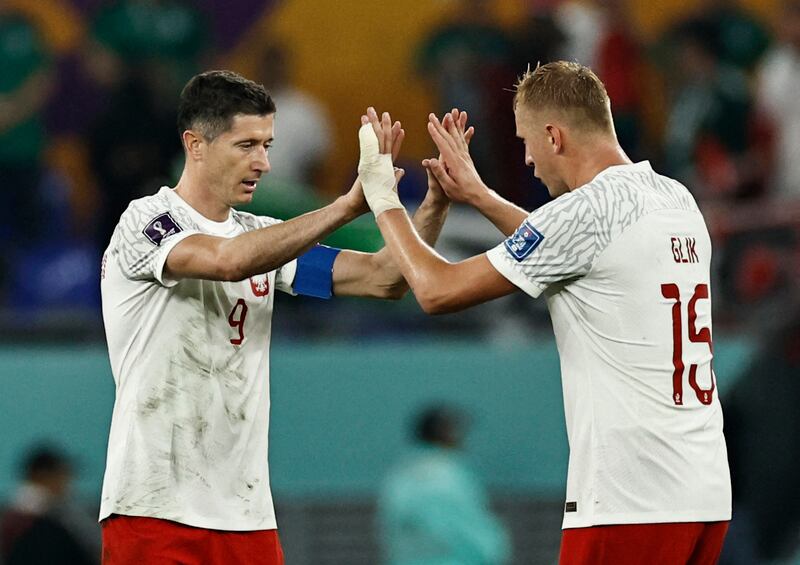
[84,0,211,246]
[417,0,515,192]
[378,405,510,565]
[662,20,756,199]
[258,43,332,189]
[755,0,800,201]
[513,1,565,69]
[86,0,209,93]
[0,445,99,565]
[552,0,605,68]
[0,8,53,292]
[509,2,565,209]
[723,311,800,562]
[87,68,180,246]
[594,0,646,160]
[688,0,771,72]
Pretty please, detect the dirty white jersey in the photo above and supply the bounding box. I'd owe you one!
[487,162,731,529]
[99,186,298,531]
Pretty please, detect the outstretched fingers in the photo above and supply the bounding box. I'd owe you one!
[363,107,401,156]
[427,114,459,162]
[464,125,475,145]
[445,108,469,151]
[391,122,405,162]
[381,111,392,156]
[366,107,382,149]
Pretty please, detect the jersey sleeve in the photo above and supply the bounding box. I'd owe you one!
[275,258,298,295]
[114,200,199,287]
[486,192,597,298]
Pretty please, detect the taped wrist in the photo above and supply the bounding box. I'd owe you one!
[357,124,403,217]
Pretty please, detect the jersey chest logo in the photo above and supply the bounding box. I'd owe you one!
[505,220,544,261]
[250,275,270,297]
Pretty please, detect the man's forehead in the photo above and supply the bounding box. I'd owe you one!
[218,113,275,141]
[230,112,274,130]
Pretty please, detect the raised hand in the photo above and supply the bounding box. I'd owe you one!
[362,106,405,162]
[358,107,405,217]
[424,108,485,205]
[422,109,475,203]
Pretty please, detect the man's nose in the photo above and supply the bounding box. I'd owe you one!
[253,147,270,173]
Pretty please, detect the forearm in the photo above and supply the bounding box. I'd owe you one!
[469,188,528,236]
[366,192,450,290]
[221,196,358,279]
[375,208,453,304]
[413,191,451,246]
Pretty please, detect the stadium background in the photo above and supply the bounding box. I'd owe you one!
[0,0,797,563]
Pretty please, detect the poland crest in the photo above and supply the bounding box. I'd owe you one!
[249,275,270,297]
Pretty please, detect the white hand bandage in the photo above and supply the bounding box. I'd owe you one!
[358,124,403,217]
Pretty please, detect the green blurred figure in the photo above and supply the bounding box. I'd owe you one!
[378,406,510,565]
[0,8,52,248]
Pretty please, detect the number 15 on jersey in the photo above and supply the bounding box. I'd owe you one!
[661,283,716,406]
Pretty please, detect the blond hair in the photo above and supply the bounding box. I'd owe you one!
[514,61,613,134]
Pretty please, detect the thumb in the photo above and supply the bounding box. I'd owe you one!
[393,167,405,181]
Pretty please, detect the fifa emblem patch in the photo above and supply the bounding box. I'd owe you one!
[504,220,544,261]
[143,213,182,246]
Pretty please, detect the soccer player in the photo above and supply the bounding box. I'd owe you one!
[98,70,455,564]
[358,61,732,564]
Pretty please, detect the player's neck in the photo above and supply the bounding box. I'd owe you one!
[174,172,231,222]
[566,143,632,191]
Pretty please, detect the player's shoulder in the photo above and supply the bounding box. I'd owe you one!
[585,161,698,213]
[119,187,175,223]
[526,184,594,230]
[231,208,282,231]
[111,187,196,249]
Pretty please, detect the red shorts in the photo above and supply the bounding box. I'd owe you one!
[560,521,729,565]
[101,514,284,565]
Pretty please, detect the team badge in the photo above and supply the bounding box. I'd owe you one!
[143,212,182,246]
[250,275,270,297]
[504,220,544,261]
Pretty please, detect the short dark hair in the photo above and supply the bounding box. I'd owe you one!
[21,445,71,480]
[414,405,466,446]
[177,70,276,142]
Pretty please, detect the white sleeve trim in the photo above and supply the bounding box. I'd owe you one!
[153,230,201,287]
[486,246,545,299]
[276,258,298,296]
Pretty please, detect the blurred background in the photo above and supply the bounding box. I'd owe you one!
[0,0,798,563]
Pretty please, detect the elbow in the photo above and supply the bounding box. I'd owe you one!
[415,287,456,315]
[219,264,246,282]
[420,300,452,316]
[215,245,249,282]
[382,282,409,301]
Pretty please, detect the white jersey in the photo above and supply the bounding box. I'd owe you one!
[487,161,731,529]
[99,186,298,531]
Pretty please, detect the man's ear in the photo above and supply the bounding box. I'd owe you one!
[546,124,563,155]
[182,130,205,161]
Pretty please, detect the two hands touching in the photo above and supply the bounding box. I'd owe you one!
[356,106,481,218]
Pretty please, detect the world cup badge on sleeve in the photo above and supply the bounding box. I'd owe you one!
[504,220,544,261]
[143,213,183,246]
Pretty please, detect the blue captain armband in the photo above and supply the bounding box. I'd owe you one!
[293,245,341,299]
